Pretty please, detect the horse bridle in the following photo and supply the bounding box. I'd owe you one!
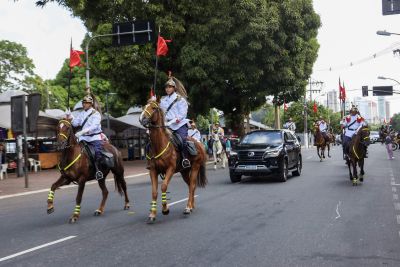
[57,120,74,149]
[141,102,168,129]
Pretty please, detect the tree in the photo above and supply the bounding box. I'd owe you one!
[0,40,35,92]
[391,113,400,131]
[36,0,320,136]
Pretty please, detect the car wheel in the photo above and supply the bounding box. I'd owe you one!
[292,155,302,176]
[392,143,399,151]
[277,158,288,182]
[229,170,241,183]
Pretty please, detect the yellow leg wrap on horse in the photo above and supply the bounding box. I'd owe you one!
[74,205,81,214]
[48,190,54,201]
[161,192,167,204]
[150,201,157,212]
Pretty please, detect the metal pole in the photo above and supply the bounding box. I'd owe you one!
[22,96,29,188]
[106,93,110,130]
[85,30,153,92]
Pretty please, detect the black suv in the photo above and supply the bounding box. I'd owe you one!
[228,130,302,183]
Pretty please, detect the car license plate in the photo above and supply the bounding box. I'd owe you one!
[246,165,257,170]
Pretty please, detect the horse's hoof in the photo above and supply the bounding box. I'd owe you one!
[352,179,358,186]
[147,217,156,224]
[183,208,191,215]
[320,159,323,162]
[359,177,364,182]
[94,210,102,216]
[328,156,331,158]
[124,204,130,210]
[47,207,54,214]
[69,217,78,224]
[162,209,170,215]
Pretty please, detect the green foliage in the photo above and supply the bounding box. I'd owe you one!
[282,101,342,133]
[391,113,400,131]
[0,40,35,91]
[195,114,210,134]
[36,0,320,135]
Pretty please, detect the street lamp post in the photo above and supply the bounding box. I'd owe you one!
[376,30,400,36]
[378,76,400,86]
[106,92,117,131]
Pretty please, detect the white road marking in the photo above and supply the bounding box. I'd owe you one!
[0,173,149,200]
[395,203,400,211]
[393,187,397,193]
[169,195,198,206]
[0,236,76,263]
[394,194,399,201]
[397,215,400,225]
[391,183,400,186]
[335,201,341,219]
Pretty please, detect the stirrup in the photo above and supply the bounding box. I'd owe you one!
[95,170,104,180]
[182,158,191,168]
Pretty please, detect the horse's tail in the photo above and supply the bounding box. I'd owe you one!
[197,162,207,188]
[114,173,124,196]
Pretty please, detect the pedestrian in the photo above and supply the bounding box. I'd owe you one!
[0,143,5,171]
[225,137,232,157]
[188,120,201,142]
[385,133,395,160]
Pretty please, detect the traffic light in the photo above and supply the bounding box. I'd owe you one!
[362,86,368,97]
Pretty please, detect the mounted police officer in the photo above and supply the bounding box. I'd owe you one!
[188,120,201,142]
[341,106,368,159]
[70,95,104,180]
[318,116,330,142]
[160,78,191,168]
[283,117,296,132]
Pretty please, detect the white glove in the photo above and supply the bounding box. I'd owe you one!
[75,131,84,138]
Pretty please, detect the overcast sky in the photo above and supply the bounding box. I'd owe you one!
[2,0,400,115]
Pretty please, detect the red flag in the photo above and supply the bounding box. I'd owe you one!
[150,87,156,100]
[156,35,172,56]
[342,82,346,100]
[70,49,84,68]
[313,101,318,113]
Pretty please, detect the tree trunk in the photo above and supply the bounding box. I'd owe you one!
[274,105,281,129]
[245,113,251,133]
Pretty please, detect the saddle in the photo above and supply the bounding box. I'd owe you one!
[170,132,197,156]
[81,141,115,171]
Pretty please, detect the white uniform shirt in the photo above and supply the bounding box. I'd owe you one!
[211,126,224,140]
[71,107,102,142]
[284,121,296,132]
[342,115,365,138]
[319,121,328,132]
[188,128,201,141]
[160,92,189,131]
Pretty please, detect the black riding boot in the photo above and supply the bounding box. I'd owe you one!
[94,155,104,180]
[181,144,191,168]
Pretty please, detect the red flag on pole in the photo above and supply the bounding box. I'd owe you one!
[150,87,156,100]
[156,35,172,56]
[313,101,318,113]
[342,82,346,100]
[70,48,84,68]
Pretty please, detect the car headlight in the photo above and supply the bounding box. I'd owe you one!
[229,151,238,156]
[263,149,281,158]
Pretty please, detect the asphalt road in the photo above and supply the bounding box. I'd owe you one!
[1,144,400,267]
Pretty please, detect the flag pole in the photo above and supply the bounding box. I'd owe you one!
[68,38,72,109]
[153,27,161,95]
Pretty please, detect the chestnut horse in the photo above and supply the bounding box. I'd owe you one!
[345,125,370,185]
[47,119,130,223]
[139,99,207,223]
[314,124,328,161]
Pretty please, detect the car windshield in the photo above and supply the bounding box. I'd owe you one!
[240,131,282,145]
[370,131,379,135]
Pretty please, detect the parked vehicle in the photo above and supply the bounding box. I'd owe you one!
[228,130,302,183]
[369,131,380,144]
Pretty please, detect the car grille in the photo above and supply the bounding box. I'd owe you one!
[238,151,265,161]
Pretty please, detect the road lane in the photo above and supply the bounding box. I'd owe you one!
[1,144,400,266]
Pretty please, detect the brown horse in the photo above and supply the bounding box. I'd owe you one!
[314,124,332,161]
[345,125,370,185]
[47,119,130,223]
[139,99,207,223]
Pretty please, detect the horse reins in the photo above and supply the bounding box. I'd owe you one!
[57,120,82,172]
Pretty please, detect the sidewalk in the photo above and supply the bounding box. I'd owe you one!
[0,160,148,198]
